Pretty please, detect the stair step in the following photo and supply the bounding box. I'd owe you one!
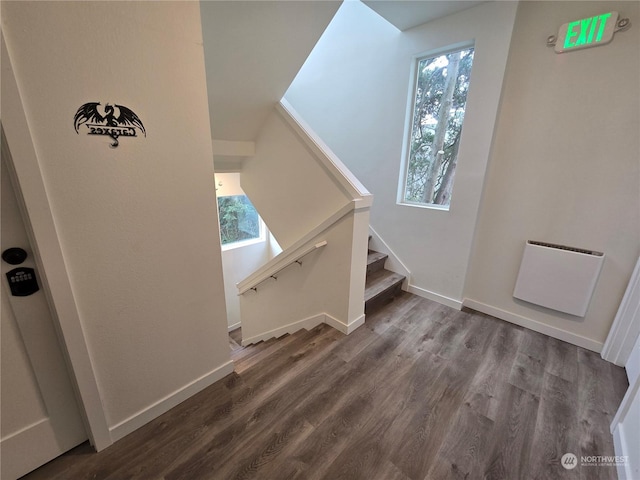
[367,250,388,274]
[364,269,405,313]
[233,326,329,376]
[232,327,314,366]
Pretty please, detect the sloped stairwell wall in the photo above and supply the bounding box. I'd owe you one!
[238,101,372,344]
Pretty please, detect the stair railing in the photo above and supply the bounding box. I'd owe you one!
[238,241,327,295]
[236,200,360,295]
[236,100,373,343]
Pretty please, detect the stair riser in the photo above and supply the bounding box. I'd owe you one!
[367,256,387,275]
[364,279,403,314]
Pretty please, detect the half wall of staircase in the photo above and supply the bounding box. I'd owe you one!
[237,100,372,344]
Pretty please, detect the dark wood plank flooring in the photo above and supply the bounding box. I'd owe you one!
[22,292,628,480]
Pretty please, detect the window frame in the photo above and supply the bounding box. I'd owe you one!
[396,40,476,211]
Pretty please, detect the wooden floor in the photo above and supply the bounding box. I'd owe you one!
[23,293,628,480]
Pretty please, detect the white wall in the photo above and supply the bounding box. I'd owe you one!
[200,0,341,142]
[241,108,351,249]
[464,1,640,350]
[285,1,518,306]
[1,1,232,441]
[215,172,244,198]
[221,242,271,330]
[239,211,367,343]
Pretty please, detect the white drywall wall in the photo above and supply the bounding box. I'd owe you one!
[200,0,341,141]
[215,172,242,198]
[241,108,351,249]
[1,1,232,436]
[239,211,366,342]
[464,0,640,349]
[285,1,518,305]
[221,240,272,330]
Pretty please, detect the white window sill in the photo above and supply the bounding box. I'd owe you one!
[221,236,266,252]
[396,201,450,212]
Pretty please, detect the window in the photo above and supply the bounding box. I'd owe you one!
[400,46,474,208]
[217,195,263,248]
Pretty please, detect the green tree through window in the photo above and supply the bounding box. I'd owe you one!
[218,195,261,245]
[403,47,474,207]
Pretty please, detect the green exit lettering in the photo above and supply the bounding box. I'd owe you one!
[564,12,612,49]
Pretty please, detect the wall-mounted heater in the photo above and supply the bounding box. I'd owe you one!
[513,240,605,317]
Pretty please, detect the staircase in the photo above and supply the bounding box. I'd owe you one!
[364,241,405,313]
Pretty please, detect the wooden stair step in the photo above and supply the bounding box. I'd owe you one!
[364,269,405,313]
[235,324,338,378]
[232,326,321,370]
[367,250,388,275]
[365,269,405,301]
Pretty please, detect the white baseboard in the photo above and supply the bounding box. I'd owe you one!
[325,312,365,334]
[463,298,603,352]
[1,418,85,480]
[228,322,241,332]
[368,226,464,311]
[241,312,365,346]
[108,360,235,442]
[407,284,462,310]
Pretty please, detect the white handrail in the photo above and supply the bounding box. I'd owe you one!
[237,201,353,294]
[238,241,327,295]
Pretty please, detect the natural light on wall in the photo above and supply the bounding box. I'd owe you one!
[400,45,474,209]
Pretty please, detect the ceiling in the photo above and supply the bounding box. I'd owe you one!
[199,1,341,143]
[362,0,486,31]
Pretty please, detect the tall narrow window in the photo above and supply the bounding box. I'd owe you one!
[401,46,474,208]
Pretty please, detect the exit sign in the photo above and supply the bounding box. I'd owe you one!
[555,12,619,53]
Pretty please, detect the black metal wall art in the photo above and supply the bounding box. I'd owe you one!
[73,102,146,148]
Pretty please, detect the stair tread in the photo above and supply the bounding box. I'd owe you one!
[367,250,388,266]
[365,269,405,302]
[232,328,314,365]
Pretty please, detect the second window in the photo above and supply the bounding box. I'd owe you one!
[401,46,474,208]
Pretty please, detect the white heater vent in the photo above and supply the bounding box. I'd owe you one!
[513,240,604,317]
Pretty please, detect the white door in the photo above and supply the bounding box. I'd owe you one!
[1,145,87,479]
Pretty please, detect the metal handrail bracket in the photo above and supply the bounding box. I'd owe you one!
[238,241,327,295]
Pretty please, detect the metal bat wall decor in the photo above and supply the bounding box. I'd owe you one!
[73,102,146,148]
